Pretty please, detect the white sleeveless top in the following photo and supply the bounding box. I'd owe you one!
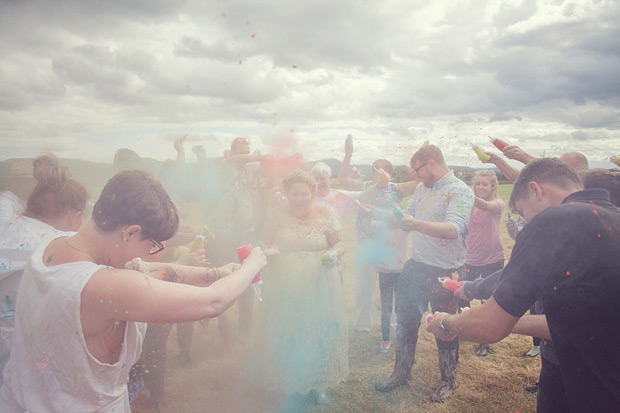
[0,236,147,412]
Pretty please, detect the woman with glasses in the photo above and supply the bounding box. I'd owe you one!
[0,170,267,413]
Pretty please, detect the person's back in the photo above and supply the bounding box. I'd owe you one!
[0,238,145,412]
[495,188,620,411]
[539,193,619,410]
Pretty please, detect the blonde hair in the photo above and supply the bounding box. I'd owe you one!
[474,169,499,199]
[281,170,317,196]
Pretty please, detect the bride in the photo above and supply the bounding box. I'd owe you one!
[249,170,348,405]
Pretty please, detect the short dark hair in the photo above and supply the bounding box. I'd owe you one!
[509,158,583,211]
[581,169,620,207]
[93,170,179,242]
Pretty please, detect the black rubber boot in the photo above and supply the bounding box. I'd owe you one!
[430,347,459,402]
[374,336,416,392]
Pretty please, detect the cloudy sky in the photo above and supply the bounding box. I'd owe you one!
[1,0,619,168]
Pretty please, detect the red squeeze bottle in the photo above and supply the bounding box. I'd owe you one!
[237,244,261,284]
[488,136,509,151]
[438,277,461,292]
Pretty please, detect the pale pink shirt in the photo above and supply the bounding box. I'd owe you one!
[465,199,506,266]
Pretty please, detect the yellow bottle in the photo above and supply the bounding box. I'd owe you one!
[472,144,491,161]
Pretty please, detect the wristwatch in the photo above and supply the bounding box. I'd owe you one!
[438,316,452,336]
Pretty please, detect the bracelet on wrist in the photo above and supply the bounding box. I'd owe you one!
[438,316,453,336]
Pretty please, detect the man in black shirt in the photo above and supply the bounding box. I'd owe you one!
[427,158,620,412]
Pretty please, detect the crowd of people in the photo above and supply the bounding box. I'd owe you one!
[0,136,618,412]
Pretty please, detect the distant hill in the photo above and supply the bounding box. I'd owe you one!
[0,157,158,194]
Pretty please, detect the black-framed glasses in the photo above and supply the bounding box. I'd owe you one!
[413,162,428,174]
[148,238,165,255]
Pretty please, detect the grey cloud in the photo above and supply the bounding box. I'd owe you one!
[372,1,620,130]
[492,0,539,29]
[183,0,397,71]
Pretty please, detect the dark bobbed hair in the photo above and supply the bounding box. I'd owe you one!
[92,170,179,242]
[509,158,583,212]
[25,154,89,220]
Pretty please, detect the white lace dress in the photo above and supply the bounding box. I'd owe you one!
[247,209,349,394]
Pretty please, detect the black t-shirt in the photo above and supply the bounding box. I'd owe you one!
[493,189,620,412]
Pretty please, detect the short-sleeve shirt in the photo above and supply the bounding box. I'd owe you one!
[493,189,620,411]
[404,171,474,269]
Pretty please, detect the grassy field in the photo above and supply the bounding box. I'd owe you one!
[133,183,540,413]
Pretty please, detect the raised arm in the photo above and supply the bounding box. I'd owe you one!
[82,247,267,324]
[428,297,520,344]
[473,197,503,215]
[338,138,365,191]
[358,170,388,204]
[502,144,536,165]
[482,151,520,183]
[358,169,419,204]
[133,259,235,286]
[174,135,186,162]
[222,153,266,167]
